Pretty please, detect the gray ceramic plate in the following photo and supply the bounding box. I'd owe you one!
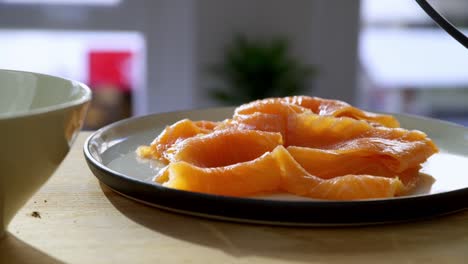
[84,107,468,226]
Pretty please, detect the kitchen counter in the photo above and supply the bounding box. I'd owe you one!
[2,132,468,263]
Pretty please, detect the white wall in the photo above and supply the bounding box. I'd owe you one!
[0,30,144,89]
[309,1,361,104]
[0,0,196,115]
[0,0,361,114]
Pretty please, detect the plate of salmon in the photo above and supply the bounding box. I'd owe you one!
[84,96,468,225]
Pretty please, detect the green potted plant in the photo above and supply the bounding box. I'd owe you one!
[209,34,317,105]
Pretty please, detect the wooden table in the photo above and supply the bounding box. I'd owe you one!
[2,132,468,263]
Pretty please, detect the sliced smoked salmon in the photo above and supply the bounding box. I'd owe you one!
[136,119,218,162]
[165,129,283,167]
[287,146,422,190]
[232,100,404,147]
[281,96,400,128]
[287,113,438,151]
[287,146,411,179]
[138,95,438,200]
[155,146,285,196]
[234,98,309,116]
[233,96,399,127]
[273,146,405,199]
[156,145,405,199]
[231,99,310,141]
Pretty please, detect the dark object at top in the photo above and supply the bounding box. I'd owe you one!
[415,0,468,49]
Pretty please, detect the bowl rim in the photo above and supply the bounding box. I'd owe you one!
[0,69,92,120]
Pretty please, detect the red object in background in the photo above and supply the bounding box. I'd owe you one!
[88,51,133,92]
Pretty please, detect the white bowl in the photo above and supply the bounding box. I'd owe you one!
[0,69,91,237]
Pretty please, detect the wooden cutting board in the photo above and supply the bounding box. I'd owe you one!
[2,132,468,264]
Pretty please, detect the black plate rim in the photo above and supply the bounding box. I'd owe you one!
[83,108,468,225]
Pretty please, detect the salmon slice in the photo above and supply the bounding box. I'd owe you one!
[286,114,374,147]
[287,146,412,178]
[194,120,219,130]
[287,114,437,190]
[231,97,404,146]
[136,119,218,162]
[166,129,283,167]
[273,146,405,200]
[234,96,399,127]
[287,146,422,190]
[287,113,438,151]
[232,99,311,141]
[232,100,403,147]
[307,175,405,200]
[281,96,400,128]
[233,112,287,136]
[234,98,309,116]
[155,147,284,197]
[156,145,405,199]
[325,137,437,173]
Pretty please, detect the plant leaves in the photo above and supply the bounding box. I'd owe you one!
[208,34,317,105]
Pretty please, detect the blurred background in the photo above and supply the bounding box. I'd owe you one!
[0,0,467,129]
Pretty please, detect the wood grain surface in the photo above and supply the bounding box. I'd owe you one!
[1,132,468,264]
